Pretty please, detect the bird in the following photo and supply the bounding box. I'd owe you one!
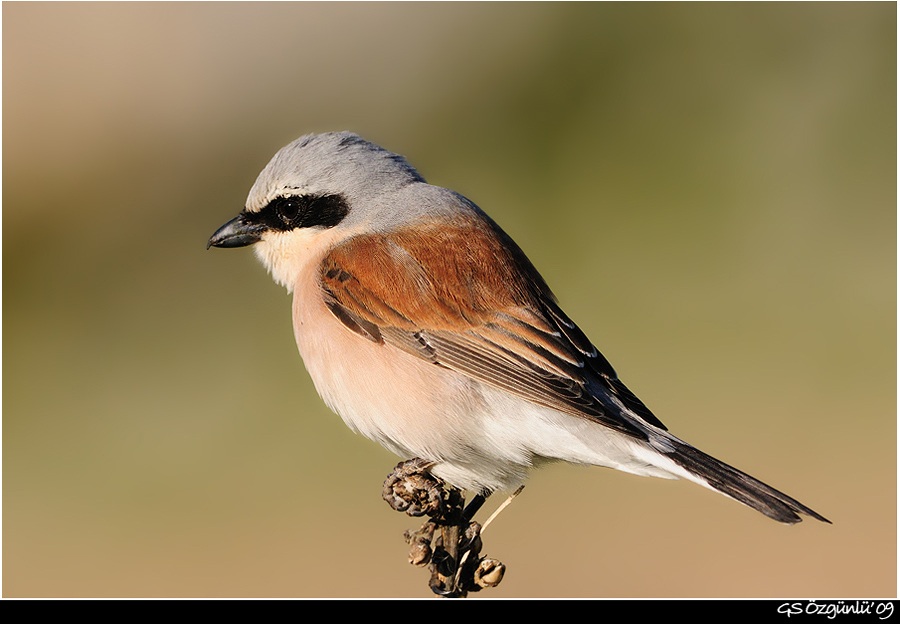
[208,131,828,526]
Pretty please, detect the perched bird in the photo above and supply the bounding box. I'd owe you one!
[209,131,828,525]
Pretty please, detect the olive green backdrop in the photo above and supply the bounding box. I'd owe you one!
[4,2,895,598]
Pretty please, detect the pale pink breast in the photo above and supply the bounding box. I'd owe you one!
[290,257,483,464]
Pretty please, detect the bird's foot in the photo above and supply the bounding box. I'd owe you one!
[383,459,506,597]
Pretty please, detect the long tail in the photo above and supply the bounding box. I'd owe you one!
[666,438,830,524]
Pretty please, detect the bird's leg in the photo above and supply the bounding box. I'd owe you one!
[462,493,487,522]
[382,459,509,597]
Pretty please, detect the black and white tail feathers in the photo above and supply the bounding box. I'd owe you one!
[668,438,830,524]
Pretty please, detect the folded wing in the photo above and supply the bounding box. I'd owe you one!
[319,214,667,440]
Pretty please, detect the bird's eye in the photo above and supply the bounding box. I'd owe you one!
[275,198,301,225]
[259,193,347,232]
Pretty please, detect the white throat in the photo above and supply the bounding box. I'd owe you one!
[253,226,359,293]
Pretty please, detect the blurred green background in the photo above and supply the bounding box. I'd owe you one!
[3,3,895,598]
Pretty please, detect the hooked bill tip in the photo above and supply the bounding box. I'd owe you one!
[208,215,265,249]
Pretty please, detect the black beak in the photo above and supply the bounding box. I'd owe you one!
[207,214,267,249]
